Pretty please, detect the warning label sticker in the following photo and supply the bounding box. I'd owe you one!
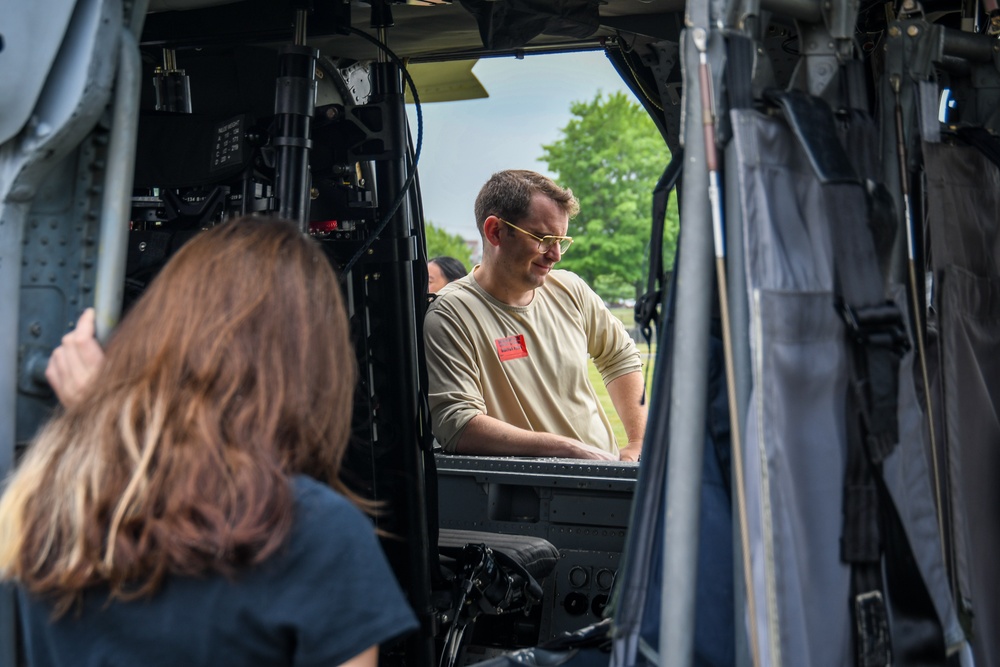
[495,334,528,362]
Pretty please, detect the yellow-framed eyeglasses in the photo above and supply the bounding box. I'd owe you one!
[498,218,574,255]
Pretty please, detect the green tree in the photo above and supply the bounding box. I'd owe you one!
[424,220,473,269]
[540,91,677,301]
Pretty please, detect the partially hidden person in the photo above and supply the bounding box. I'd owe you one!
[428,255,467,294]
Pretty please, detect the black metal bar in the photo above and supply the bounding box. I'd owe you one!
[367,59,436,667]
[273,44,317,229]
[942,26,997,62]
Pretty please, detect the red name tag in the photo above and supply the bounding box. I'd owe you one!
[495,334,528,361]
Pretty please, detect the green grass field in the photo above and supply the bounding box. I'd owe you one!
[591,307,656,448]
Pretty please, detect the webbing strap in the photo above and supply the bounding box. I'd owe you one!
[725,35,755,111]
[843,329,899,663]
[839,301,910,463]
[635,152,683,346]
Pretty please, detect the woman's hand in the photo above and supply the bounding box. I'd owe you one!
[45,308,106,408]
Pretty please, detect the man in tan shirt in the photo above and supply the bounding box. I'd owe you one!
[424,170,647,461]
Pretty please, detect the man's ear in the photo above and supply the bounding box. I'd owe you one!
[483,216,503,248]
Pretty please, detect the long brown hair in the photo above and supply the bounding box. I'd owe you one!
[0,217,358,615]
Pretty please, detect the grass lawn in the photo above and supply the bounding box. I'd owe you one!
[590,307,657,448]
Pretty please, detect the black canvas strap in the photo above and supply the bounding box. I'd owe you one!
[635,151,683,346]
[839,298,909,667]
[725,34,755,112]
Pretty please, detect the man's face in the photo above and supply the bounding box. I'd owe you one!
[494,195,569,293]
[427,261,448,293]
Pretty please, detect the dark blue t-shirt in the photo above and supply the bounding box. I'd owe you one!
[14,476,418,666]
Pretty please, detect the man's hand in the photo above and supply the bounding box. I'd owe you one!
[454,416,621,460]
[557,437,621,461]
[45,308,105,408]
[618,439,643,462]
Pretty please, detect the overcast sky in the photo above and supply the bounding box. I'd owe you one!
[405,50,634,244]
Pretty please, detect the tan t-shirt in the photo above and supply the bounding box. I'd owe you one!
[424,268,642,454]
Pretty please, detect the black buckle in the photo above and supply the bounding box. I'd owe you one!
[855,590,892,667]
[837,300,911,355]
[634,290,661,343]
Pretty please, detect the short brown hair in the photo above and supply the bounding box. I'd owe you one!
[0,217,357,615]
[474,170,580,235]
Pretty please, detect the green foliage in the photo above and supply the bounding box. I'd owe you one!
[424,220,474,269]
[540,91,679,301]
[593,275,633,304]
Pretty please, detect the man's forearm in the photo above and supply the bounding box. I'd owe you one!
[606,371,648,460]
[454,415,618,460]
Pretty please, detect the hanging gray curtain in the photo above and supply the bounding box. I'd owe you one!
[730,106,964,666]
[923,140,1000,667]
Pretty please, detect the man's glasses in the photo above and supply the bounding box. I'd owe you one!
[498,218,574,255]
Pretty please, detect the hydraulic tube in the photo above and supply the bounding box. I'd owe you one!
[152,48,192,113]
[273,40,318,229]
[693,27,761,667]
[724,101,755,667]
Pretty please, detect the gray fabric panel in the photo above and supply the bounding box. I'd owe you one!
[734,109,962,665]
[883,284,964,651]
[742,317,774,667]
[923,143,1000,275]
[924,141,1000,667]
[732,111,838,293]
[734,108,854,666]
[941,268,1000,664]
[750,289,852,667]
[743,349,773,667]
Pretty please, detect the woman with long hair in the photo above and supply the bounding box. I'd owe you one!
[0,217,416,666]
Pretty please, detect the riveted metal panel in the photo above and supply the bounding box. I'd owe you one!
[16,133,106,447]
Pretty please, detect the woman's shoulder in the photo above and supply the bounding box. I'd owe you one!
[292,474,349,505]
[292,475,366,521]
[286,476,376,555]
